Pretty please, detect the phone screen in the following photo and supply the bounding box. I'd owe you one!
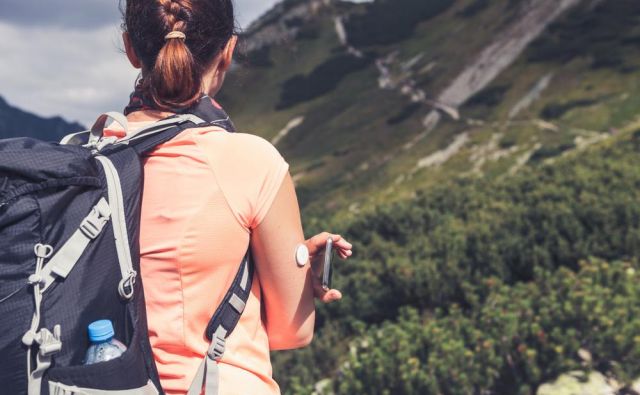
[322,238,334,291]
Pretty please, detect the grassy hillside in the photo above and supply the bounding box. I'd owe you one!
[272,117,640,395]
[220,0,640,221]
[217,0,640,393]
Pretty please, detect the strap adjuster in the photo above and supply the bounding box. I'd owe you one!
[22,326,62,357]
[207,326,227,361]
[38,326,62,357]
[207,336,225,361]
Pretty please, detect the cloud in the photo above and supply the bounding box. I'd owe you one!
[0,22,138,125]
[0,0,278,31]
[0,0,122,30]
[0,0,294,125]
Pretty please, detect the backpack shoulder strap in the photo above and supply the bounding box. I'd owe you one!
[187,250,254,395]
[205,249,254,345]
[129,117,200,156]
[129,96,236,156]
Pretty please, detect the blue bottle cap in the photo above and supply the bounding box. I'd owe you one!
[88,320,115,342]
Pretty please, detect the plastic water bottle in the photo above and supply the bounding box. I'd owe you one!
[84,320,127,365]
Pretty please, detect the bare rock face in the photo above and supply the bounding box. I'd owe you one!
[242,0,333,53]
[419,0,584,137]
[538,370,640,395]
[438,0,583,107]
[536,371,614,395]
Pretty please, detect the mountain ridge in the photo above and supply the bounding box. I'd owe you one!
[0,95,84,141]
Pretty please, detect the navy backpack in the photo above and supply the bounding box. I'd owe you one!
[0,98,253,395]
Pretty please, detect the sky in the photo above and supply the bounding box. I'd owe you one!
[0,0,288,126]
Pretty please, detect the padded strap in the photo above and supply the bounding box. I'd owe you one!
[185,97,236,132]
[205,249,253,341]
[130,97,235,155]
[185,251,252,395]
[130,121,199,156]
[117,115,204,145]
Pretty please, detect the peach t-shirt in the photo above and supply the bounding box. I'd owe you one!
[107,123,289,394]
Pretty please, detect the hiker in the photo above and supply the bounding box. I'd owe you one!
[119,0,353,394]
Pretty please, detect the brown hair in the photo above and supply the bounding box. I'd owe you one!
[123,0,236,110]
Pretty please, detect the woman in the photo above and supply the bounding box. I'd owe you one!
[115,0,353,394]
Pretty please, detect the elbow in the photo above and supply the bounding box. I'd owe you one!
[268,313,315,350]
[295,326,314,347]
[269,329,314,351]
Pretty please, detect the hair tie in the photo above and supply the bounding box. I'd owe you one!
[164,31,186,41]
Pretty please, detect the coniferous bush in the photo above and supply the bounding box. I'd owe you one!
[273,130,640,393]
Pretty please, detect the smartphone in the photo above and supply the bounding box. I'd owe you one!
[322,238,334,291]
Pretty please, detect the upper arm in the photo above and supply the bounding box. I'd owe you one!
[250,173,315,350]
[196,132,315,349]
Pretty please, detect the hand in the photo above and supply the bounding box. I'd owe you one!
[304,232,353,304]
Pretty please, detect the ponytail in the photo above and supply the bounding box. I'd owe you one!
[146,31,202,110]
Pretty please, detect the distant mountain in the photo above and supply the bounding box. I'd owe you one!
[0,96,85,141]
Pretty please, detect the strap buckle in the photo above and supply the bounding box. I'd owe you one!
[79,202,111,239]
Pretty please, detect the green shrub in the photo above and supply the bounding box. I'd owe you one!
[466,85,511,107]
[277,53,373,109]
[540,99,598,120]
[272,133,640,393]
[386,103,422,125]
[344,0,453,47]
[528,143,576,162]
[335,259,640,394]
[526,1,640,66]
[457,0,491,18]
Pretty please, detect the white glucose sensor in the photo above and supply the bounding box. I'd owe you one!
[295,244,309,267]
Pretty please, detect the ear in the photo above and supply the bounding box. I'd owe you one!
[123,31,142,69]
[218,35,238,72]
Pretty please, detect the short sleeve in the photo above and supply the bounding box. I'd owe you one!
[193,132,289,231]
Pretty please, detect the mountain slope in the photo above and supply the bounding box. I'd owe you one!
[0,96,84,141]
[220,0,640,220]
[272,109,640,395]
[217,1,640,393]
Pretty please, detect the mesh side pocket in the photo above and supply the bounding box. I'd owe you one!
[46,324,156,393]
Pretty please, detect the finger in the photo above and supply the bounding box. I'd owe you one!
[306,232,332,254]
[312,278,343,302]
[338,247,353,258]
[320,289,342,304]
[334,238,352,249]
